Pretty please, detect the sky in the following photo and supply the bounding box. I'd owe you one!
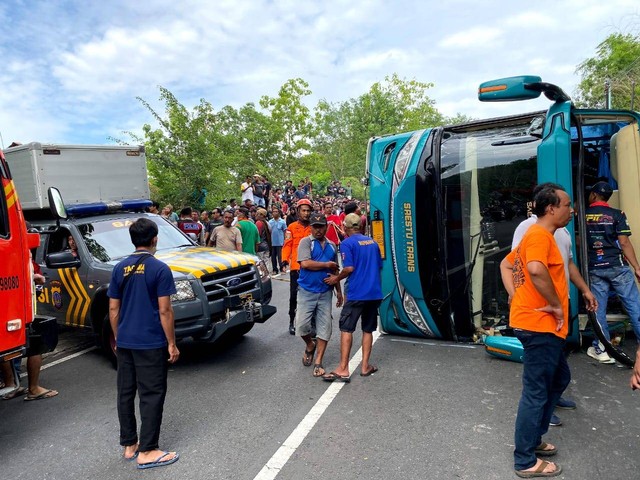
[0,0,639,147]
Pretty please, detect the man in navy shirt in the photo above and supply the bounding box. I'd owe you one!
[296,213,343,377]
[585,181,640,364]
[323,213,383,382]
[108,218,180,469]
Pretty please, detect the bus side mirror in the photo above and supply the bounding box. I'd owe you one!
[45,251,81,269]
[478,76,542,102]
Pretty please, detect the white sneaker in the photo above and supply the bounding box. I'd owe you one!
[271,272,280,278]
[587,346,615,364]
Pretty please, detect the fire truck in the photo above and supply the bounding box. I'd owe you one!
[0,149,70,397]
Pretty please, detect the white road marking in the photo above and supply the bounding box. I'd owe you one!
[253,330,380,480]
[19,346,97,378]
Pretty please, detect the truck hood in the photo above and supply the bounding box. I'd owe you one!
[155,246,258,279]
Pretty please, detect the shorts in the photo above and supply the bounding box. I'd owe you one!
[295,288,334,341]
[339,300,381,333]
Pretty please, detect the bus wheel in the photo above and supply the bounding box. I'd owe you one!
[101,316,117,368]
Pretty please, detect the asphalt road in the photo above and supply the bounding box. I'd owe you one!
[2,276,640,480]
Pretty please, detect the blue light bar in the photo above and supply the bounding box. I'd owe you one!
[66,199,152,216]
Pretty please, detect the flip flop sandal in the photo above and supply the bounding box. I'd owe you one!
[2,386,28,400]
[515,460,562,478]
[24,389,59,401]
[322,371,351,383]
[137,451,180,470]
[534,442,557,457]
[360,365,378,377]
[312,364,325,377]
[302,341,316,367]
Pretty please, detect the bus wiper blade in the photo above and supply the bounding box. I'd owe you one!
[491,136,539,146]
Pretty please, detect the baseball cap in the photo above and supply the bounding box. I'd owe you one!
[296,198,312,208]
[344,213,361,229]
[309,212,327,226]
[588,181,613,200]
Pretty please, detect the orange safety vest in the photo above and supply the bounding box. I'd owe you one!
[281,221,311,271]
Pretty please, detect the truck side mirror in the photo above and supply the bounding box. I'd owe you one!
[47,187,67,220]
[45,251,81,269]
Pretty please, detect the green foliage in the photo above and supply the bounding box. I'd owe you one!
[312,74,446,184]
[259,78,314,181]
[575,33,640,109]
[134,74,469,207]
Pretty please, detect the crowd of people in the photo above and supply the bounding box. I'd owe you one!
[148,176,370,279]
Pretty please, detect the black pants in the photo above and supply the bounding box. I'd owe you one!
[271,246,283,273]
[117,347,168,452]
[289,270,299,325]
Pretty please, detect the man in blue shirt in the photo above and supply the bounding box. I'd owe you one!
[108,218,180,470]
[323,213,383,382]
[296,213,343,377]
[585,181,640,364]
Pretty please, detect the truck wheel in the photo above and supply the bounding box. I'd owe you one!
[101,316,117,367]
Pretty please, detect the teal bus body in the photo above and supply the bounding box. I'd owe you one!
[367,76,640,346]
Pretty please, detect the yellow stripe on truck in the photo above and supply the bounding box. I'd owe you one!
[5,181,16,208]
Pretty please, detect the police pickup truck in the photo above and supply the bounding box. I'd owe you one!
[5,143,276,361]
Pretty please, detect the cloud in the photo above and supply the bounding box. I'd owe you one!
[504,12,558,29]
[438,27,504,49]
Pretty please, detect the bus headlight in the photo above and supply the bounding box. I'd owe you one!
[257,260,270,281]
[171,280,196,302]
[393,130,424,184]
[402,291,435,337]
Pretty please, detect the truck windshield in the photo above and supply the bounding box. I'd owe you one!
[76,215,193,263]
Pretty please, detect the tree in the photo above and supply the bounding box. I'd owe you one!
[312,74,447,183]
[575,33,640,109]
[137,87,233,209]
[259,78,314,180]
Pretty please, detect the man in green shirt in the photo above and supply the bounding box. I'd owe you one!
[236,207,260,255]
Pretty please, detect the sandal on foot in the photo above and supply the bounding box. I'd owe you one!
[24,389,58,401]
[322,371,350,383]
[360,365,378,377]
[2,386,28,400]
[137,451,180,470]
[312,364,325,377]
[302,341,316,367]
[515,460,562,478]
[534,442,557,457]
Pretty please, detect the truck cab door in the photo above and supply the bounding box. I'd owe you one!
[0,174,30,358]
[37,227,90,328]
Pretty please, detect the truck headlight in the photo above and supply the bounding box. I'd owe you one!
[257,260,270,281]
[171,280,196,302]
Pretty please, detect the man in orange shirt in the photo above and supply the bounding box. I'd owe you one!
[501,184,595,478]
[282,199,312,335]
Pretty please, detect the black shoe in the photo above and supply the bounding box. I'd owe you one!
[289,324,295,335]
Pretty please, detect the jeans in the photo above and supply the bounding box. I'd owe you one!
[117,347,168,452]
[513,330,570,471]
[590,265,640,347]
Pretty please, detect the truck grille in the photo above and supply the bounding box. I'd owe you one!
[200,265,258,302]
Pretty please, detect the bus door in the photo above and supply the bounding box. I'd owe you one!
[571,110,640,349]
